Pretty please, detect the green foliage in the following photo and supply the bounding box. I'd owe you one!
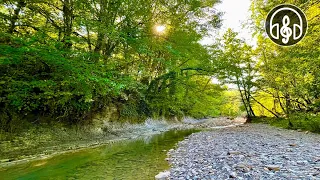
[252,91,284,117]
[250,0,320,116]
[0,0,227,131]
[210,0,320,123]
[0,33,141,130]
[219,90,243,117]
[146,73,225,119]
[252,113,320,133]
[213,29,257,117]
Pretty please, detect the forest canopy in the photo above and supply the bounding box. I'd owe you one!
[0,0,234,131]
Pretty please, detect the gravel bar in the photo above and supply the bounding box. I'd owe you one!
[168,124,320,179]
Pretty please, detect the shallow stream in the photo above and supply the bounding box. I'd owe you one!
[0,129,198,180]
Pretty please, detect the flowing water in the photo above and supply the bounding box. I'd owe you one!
[0,129,198,180]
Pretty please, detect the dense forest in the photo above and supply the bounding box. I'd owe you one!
[0,0,319,133]
[0,0,231,132]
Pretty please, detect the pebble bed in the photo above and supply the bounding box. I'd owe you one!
[168,124,320,179]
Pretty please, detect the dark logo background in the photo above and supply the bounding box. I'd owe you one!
[265,4,308,46]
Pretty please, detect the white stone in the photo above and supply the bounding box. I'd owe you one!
[155,171,170,180]
[229,172,237,178]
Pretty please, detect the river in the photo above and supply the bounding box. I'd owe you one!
[0,129,198,180]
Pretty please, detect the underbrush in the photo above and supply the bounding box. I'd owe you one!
[0,33,147,131]
[252,113,320,133]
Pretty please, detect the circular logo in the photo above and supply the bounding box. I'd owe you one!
[265,4,307,46]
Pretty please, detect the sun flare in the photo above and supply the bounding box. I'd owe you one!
[155,25,166,33]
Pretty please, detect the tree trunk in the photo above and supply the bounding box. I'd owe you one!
[62,0,74,49]
[236,81,250,117]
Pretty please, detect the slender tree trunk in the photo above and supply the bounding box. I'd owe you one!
[244,85,255,117]
[95,31,104,53]
[62,0,74,49]
[276,91,286,115]
[236,80,250,116]
[240,78,255,117]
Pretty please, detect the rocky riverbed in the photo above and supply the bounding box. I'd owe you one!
[167,124,320,179]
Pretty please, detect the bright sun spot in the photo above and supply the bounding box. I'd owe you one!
[155,25,166,33]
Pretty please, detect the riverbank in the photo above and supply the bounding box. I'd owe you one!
[0,117,244,168]
[252,115,320,134]
[167,124,320,179]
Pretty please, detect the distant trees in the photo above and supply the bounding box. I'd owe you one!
[214,29,257,118]
[213,0,320,119]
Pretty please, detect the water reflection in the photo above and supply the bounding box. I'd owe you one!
[0,129,198,180]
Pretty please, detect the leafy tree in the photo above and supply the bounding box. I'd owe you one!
[0,0,226,131]
[250,0,320,117]
[214,29,257,118]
